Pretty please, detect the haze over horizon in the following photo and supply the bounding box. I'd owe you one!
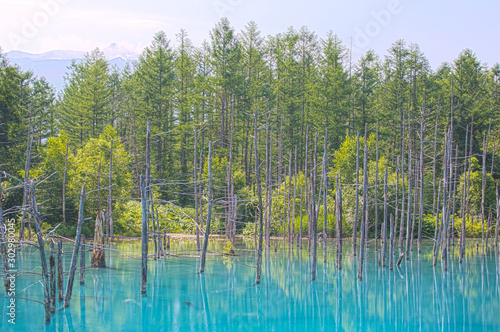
[1,0,499,70]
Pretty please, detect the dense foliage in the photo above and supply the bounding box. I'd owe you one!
[1,19,499,238]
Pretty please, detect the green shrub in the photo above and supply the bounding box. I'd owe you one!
[422,213,488,238]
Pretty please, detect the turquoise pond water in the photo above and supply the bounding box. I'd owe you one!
[1,238,500,331]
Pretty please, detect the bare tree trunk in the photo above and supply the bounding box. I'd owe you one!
[358,125,368,280]
[292,146,298,246]
[20,108,34,242]
[451,146,459,247]
[304,125,309,247]
[485,207,493,250]
[433,181,442,261]
[79,235,85,284]
[405,147,413,260]
[299,186,303,248]
[434,131,451,268]
[495,186,499,248]
[140,175,148,294]
[108,140,114,242]
[278,117,283,189]
[254,107,265,285]
[353,131,360,256]
[460,125,470,262]
[287,150,292,242]
[323,130,328,264]
[432,100,441,214]
[399,147,406,252]
[97,161,103,238]
[227,96,235,244]
[57,240,63,300]
[152,198,157,259]
[481,135,487,252]
[64,185,86,309]
[491,135,497,177]
[382,167,388,267]
[49,240,56,312]
[63,142,69,223]
[375,122,379,251]
[399,112,406,252]
[418,116,425,253]
[264,116,270,247]
[194,127,200,251]
[389,214,394,271]
[30,180,51,321]
[394,156,399,256]
[266,127,273,247]
[145,121,152,257]
[336,171,343,269]
[200,142,213,274]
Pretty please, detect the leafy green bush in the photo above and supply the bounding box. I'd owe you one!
[116,200,197,235]
[422,213,488,238]
[453,216,488,238]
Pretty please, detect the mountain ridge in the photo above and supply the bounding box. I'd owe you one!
[5,43,139,91]
[6,43,140,61]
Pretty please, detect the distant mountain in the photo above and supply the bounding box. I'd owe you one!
[103,43,139,61]
[7,50,85,60]
[5,43,139,92]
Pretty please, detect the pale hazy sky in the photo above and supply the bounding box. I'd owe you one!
[1,0,498,68]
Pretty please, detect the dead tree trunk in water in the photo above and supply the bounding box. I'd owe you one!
[57,240,63,300]
[460,125,471,263]
[358,125,368,280]
[79,235,85,284]
[194,127,200,251]
[49,240,56,313]
[336,171,343,269]
[399,113,406,252]
[264,119,271,247]
[304,125,309,247]
[63,141,69,223]
[353,131,360,256]
[311,133,319,281]
[433,180,442,261]
[92,210,106,267]
[200,142,213,274]
[481,135,487,252]
[381,167,388,267]
[286,150,293,242]
[108,140,114,242]
[418,115,425,253]
[375,122,379,251]
[323,130,328,264]
[405,147,413,260]
[227,96,236,244]
[432,100,441,214]
[292,146,298,247]
[64,185,86,309]
[140,175,148,294]
[495,187,499,248]
[30,180,51,321]
[254,106,265,285]
[20,108,34,242]
[389,214,394,271]
[266,125,274,248]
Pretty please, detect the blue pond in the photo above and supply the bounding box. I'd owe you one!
[1,238,500,331]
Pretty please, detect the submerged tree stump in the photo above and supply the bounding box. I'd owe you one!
[91,209,106,267]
